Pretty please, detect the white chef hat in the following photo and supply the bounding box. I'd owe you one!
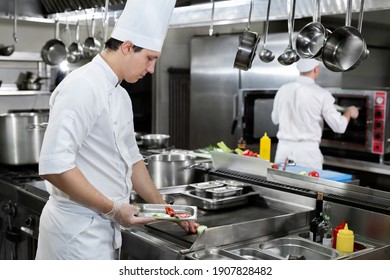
[296,59,320,72]
[111,0,176,52]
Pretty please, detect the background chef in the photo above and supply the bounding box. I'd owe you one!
[36,0,197,260]
[271,59,359,170]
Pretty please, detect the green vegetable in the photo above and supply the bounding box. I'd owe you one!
[217,141,232,153]
[235,148,244,155]
[197,225,208,235]
[207,145,215,152]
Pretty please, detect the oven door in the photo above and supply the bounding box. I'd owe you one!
[321,94,371,152]
[238,89,278,144]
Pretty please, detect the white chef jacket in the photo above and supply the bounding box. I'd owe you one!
[271,76,348,169]
[37,54,143,259]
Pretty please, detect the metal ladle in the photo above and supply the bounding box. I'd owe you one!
[278,0,300,65]
[259,0,275,63]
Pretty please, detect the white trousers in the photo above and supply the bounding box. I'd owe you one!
[274,140,323,170]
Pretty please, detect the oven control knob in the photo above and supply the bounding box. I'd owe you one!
[376,96,384,105]
[375,111,383,118]
[25,216,35,227]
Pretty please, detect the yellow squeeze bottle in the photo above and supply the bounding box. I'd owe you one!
[336,223,354,253]
[259,133,271,161]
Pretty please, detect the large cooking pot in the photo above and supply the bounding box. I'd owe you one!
[141,134,170,149]
[0,112,48,165]
[147,153,196,188]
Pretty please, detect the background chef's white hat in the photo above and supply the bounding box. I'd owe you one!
[296,59,320,72]
[111,0,176,52]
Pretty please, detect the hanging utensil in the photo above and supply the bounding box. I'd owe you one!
[322,0,369,72]
[83,12,102,60]
[278,0,300,66]
[13,0,18,43]
[233,0,260,71]
[103,0,110,42]
[67,20,83,63]
[295,0,328,59]
[209,0,215,36]
[40,19,67,66]
[259,0,275,63]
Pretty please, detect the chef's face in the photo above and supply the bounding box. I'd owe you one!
[123,45,160,83]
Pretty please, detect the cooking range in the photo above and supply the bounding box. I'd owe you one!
[0,164,47,260]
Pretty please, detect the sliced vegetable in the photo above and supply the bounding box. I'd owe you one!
[216,141,232,153]
[271,164,279,170]
[243,149,258,157]
[165,206,176,217]
[235,148,244,155]
[298,171,308,176]
[308,171,320,178]
[197,225,208,235]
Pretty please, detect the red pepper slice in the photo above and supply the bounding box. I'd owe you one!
[165,206,176,217]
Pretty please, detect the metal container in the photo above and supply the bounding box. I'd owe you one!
[147,153,196,188]
[0,112,48,165]
[141,134,170,149]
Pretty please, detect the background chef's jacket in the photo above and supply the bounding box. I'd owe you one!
[271,76,348,143]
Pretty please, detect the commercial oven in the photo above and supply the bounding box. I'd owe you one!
[321,88,390,163]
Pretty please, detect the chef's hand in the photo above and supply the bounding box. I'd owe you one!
[178,220,199,234]
[346,106,359,119]
[104,202,155,227]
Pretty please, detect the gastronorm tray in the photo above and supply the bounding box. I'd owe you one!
[206,186,243,198]
[190,181,225,190]
[136,204,197,221]
[215,180,248,187]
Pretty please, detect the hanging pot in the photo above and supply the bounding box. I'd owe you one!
[41,20,67,66]
[83,15,102,59]
[67,20,83,63]
[322,0,369,72]
[295,0,328,60]
[233,0,260,71]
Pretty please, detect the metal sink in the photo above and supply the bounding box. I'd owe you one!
[184,248,246,260]
[229,248,280,260]
[259,237,339,260]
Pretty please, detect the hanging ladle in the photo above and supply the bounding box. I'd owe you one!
[278,0,300,65]
[259,0,274,63]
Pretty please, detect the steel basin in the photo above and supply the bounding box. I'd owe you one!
[229,248,280,260]
[259,237,339,260]
[186,248,245,260]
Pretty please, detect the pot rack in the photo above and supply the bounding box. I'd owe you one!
[1,0,390,27]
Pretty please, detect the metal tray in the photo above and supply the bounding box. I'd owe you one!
[215,180,248,187]
[190,181,225,190]
[206,186,243,198]
[136,204,197,221]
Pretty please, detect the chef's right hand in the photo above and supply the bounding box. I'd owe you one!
[346,106,359,119]
[113,202,156,227]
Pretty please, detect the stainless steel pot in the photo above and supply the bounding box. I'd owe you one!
[147,153,196,188]
[0,112,48,165]
[141,134,170,149]
[322,0,368,72]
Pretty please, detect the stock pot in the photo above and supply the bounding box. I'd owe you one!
[147,153,196,188]
[0,112,48,165]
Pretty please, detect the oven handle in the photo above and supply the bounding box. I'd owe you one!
[231,93,239,135]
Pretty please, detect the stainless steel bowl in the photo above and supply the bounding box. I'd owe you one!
[141,134,170,149]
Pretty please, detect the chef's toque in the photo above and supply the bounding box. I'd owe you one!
[296,59,320,72]
[111,0,176,52]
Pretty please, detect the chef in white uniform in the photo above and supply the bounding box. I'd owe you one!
[271,59,359,170]
[36,0,197,260]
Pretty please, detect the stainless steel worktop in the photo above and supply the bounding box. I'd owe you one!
[324,156,390,176]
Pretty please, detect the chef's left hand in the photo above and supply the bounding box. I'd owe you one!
[179,220,199,234]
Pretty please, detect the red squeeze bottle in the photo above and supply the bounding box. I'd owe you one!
[333,220,345,249]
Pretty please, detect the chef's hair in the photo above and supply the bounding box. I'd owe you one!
[104,38,143,53]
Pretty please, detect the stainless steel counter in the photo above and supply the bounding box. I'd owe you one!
[324,156,390,176]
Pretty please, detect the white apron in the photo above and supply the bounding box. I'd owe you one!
[35,197,120,260]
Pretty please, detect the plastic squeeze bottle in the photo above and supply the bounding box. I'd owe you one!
[336,223,354,253]
[259,133,271,161]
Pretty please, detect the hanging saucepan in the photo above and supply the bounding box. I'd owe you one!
[322,0,369,72]
[83,15,101,60]
[233,0,260,71]
[295,0,328,60]
[0,45,15,56]
[67,20,83,63]
[41,20,67,66]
